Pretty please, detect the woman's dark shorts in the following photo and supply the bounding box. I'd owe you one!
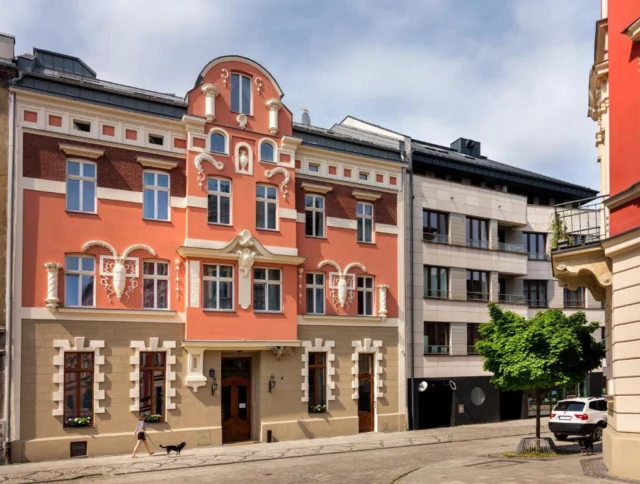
[137,432,146,441]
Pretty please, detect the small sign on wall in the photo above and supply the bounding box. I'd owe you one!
[458,404,465,414]
[239,403,246,409]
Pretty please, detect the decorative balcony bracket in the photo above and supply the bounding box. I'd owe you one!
[553,247,611,302]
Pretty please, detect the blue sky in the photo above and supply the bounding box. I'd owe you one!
[2,0,600,189]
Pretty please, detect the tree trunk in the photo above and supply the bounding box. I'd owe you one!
[535,388,541,440]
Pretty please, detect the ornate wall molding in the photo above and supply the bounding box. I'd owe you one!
[137,155,179,171]
[174,259,181,299]
[301,338,335,403]
[351,338,384,400]
[265,98,283,135]
[129,338,177,413]
[201,83,220,122]
[45,262,62,312]
[377,284,388,321]
[237,230,256,309]
[58,142,104,159]
[318,260,367,310]
[82,241,156,301]
[53,337,105,417]
[235,142,253,174]
[189,260,200,308]
[194,152,224,188]
[553,247,611,302]
[264,167,291,200]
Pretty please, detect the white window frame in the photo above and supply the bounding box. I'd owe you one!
[65,255,96,308]
[66,160,97,214]
[305,194,325,238]
[256,184,278,231]
[142,261,170,310]
[357,202,374,243]
[306,272,325,315]
[253,267,282,313]
[203,264,234,311]
[207,177,232,226]
[143,170,171,222]
[259,140,277,163]
[357,275,375,316]
[231,73,252,115]
[209,128,229,155]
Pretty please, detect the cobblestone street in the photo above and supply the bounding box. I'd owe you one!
[0,421,618,483]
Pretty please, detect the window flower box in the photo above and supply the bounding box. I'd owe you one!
[144,414,163,423]
[309,404,326,414]
[66,416,91,427]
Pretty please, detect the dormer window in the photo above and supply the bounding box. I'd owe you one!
[211,132,226,154]
[231,73,251,115]
[148,134,164,146]
[73,120,91,133]
[260,141,275,163]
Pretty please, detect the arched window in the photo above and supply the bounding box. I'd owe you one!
[260,142,275,163]
[211,133,226,154]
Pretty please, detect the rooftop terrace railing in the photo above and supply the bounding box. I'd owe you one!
[551,195,609,251]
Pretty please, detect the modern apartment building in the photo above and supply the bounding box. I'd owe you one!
[335,117,605,430]
[4,49,406,462]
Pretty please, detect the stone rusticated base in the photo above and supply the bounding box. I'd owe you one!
[13,426,223,463]
[603,426,640,480]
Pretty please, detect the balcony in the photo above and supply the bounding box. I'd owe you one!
[467,238,489,249]
[424,290,450,300]
[424,345,450,355]
[550,195,611,303]
[498,293,526,304]
[467,345,479,355]
[423,231,449,244]
[527,299,549,308]
[498,242,525,253]
[467,291,490,302]
[528,252,550,261]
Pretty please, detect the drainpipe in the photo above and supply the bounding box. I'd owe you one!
[4,88,16,464]
[402,137,415,430]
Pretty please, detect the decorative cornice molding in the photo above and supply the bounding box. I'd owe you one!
[137,155,179,171]
[58,142,104,159]
[266,98,283,111]
[301,182,332,194]
[623,17,640,41]
[605,183,640,211]
[301,314,383,323]
[201,83,220,97]
[352,190,382,202]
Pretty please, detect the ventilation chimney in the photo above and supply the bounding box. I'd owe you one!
[301,108,311,126]
[450,138,481,158]
[0,33,15,62]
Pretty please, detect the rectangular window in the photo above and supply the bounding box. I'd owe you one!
[66,161,96,213]
[467,323,481,355]
[143,172,170,221]
[231,73,251,115]
[254,268,281,312]
[148,134,164,146]
[359,172,369,181]
[564,287,585,308]
[308,352,326,410]
[65,255,95,307]
[207,178,231,225]
[523,280,548,307]
[424,323,450,355]
[357,276,374,316]
[357,202,374,243]
[523,232,547,260]
[466,270,489,301]
[423,266,448,299]
[72,120,91,132]
[203,265,234,310]
[308,163,320,173]
[423,209,448,243]
[143,262,169,309]
[466,217,489,248]
[139,351,166,419]
[64,352,94,426]
[306,273,325,314]
[256,185,277,230]
[305,195,325,238]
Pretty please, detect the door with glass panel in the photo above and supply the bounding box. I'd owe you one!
[358,353,375,433]
[221,358,251,443]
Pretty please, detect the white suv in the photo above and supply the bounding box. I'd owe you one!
[548,397,607,441]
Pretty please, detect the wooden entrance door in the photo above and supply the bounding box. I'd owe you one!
[358,353,375,433]
[221,358,251,443]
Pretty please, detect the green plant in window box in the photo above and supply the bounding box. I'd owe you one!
[309,404,326,413]
[144,414,163,423]
[66,416,91,427]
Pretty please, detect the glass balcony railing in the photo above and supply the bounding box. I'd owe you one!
[528,252,550,261]
[499,294,526,304]
[467,291,490,302]
[424,290,450,300]
[552,195,609,251]
[498,242,525,253]
[467,345,479,355]
[423,232,449,244]
[467,238,489,249]
[424,345,450,355]
[527,299,549,308]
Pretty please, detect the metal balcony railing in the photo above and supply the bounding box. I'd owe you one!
[467,238,489,249]
[423,232,449,244]
[527,299,549,308]
[564,300,586,309]
[467,345,480,355]
[552,195,609,251]
[499,294,526,304]
[424,345,450,355]
[498,242,525,253]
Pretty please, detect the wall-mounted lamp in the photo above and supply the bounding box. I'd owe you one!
[209,368,218,396]
[268,374,276,393]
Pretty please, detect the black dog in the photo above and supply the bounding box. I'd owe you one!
[159,442,186,456]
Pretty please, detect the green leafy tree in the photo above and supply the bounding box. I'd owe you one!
[476,303,605,439]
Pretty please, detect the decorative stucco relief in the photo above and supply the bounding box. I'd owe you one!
[53,337,105,417]
[129,338,177,413]
[318,260,367,310]
[194,152,223,188]
[264,167,291,200]
[45,262,62,312]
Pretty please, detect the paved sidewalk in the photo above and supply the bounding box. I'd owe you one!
[0,420,546,483]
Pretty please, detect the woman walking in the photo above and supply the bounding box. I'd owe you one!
[132,415,154,458]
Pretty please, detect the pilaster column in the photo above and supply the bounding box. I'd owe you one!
[266,98,283,135]
[184,347,207,392]
[201,84,220,122]
[45,262,62,312]
[378,284,389,320]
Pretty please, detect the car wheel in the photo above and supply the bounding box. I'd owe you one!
[594,427,603,442]
[554,433,568,441]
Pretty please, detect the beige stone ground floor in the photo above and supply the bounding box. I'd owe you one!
[11,318,404,462]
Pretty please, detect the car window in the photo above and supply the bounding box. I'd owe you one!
[599,401,607,411]
[554,401,585,412]
[589,401,598,410]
